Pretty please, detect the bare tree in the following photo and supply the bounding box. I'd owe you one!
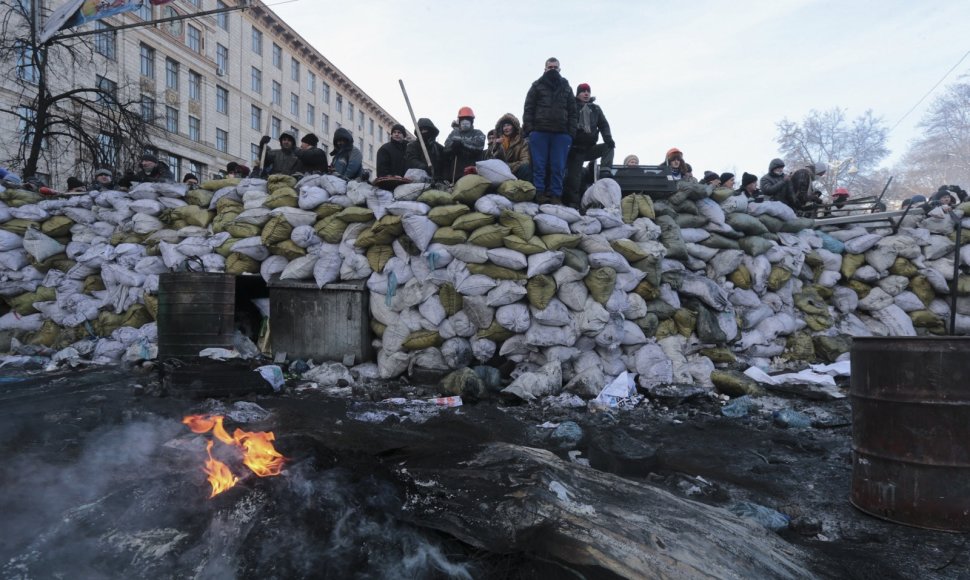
[0,0,153,183]
[894,74,970,199]
[775,108,890,196]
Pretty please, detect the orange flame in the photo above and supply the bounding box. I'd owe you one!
[183,414,285,497]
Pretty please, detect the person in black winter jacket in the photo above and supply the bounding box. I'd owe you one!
[258,131,303,176]
[376,123,408,178]
[563,83,615,206]
[523,57,577,203]
[405,118,445,181]
[443,107,486,182]
[330,127,363,180]
[119,153,174,187]
[759,158,793,205]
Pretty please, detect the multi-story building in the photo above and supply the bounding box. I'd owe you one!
[1,0,402,184]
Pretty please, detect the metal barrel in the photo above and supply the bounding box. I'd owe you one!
[157,273,236,359]
[850,337,970,532]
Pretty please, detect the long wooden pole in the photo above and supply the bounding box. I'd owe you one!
[398,80,433,171]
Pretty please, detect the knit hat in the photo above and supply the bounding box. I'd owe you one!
[719,172,735,184]
[94,168,112,178]
[577,83,591,95]
[741,172,758,188]
[623,155,639,166]
[141,153,158,163]
[66,176,84,190]
[702,170,719,183]
[301,133,319,147]
[183,173,198,183]
[391,123,406,135]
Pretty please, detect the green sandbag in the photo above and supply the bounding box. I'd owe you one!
[264,214,295,245]
[700,346,736,364]
[468,224,511,248]
[611,239,650,262]
[336,206,375,223]
[366,245,394,272]
[725,212,770,236]
[452,211,496,231]
[813,335,851,362]
[699,233,741,250]
[695,304,726,344]
[710,186,735,203]
[467,263,527,280]
[847,279,872,300]
[631,255,661,286]
[417,189,453,206]
[673,308,697,337]
[268,240,306,260]
[784,332,816,361]
[909,310,946,334]
[428,204,471,226]
[909,275,934,306]
[41,216,74,238]
[432,227,468,245]
[439,283,463,316]
[889,257,918,278]
[841,253,865,280]
[215,237,239,258]
[654,319,677,340]
[499,210,535,239]
[635,313,660,337]
[730,265,752,289]
[632,279,660,301]
[440,367,486,400]
[767,266,792,291]
[267,174,297,192]
[201,177,240,191]
[561,248,589,272]
[711,370,765,397]
[226,222,261,239]
[314,203,344,218]
[496,179,536,202]
[227,253,260,274]
[675,213,708,229]
[476,319,513,342]
[584,267,616,305]
[451,174,491,204]
[644,299,677,320]
[186,188,215,208]
[656,215,688,260]
[540,233,581,250]
[526,275,557,309]
[402,330,443,351]
[312,215,346,244]
[757,214,785,233]
[621,194,655,223]
[779,217,815,233]
[503,235,546,255]
[794,287,828,315]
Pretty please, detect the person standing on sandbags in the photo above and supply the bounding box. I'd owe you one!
[658,148,697,182]
[564,82,615,208]
[405,118,446,182]
[119,153,174,187]
[330,127,364,181]
[295,133,329,175]
[523,57,577,204]
[257,130,303,177]
[376,123,409,178]
[759,158,793,206]
[443,107,486,182]
[790,161,827,213]
[487,113,532,181]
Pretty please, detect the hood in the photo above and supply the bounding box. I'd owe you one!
[333,127,354,147]
[769,158,785,172]
[494,113,522,137]
[416,118,439,140]
[280,130,297,144]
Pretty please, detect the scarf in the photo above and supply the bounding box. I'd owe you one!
[578,103,592,134]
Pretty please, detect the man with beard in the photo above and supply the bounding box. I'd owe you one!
[376,123,409,178]
[257,131,303,176]
[564,82,614,207]
[405,118,446,181]
[523,57,577,204]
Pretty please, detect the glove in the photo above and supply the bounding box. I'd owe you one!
[259,135,271,146]
[605,138,615,149]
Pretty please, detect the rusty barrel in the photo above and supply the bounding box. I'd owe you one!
[157,273,235,359]
[850,337,970,532]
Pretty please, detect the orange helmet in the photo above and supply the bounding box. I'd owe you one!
[457,106,475,119]
[834,187,849,197]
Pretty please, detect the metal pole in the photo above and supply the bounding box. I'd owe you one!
[951,215,962,334]
[398,80,433,171]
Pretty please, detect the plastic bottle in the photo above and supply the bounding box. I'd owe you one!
[721,395,754,418]
[729,501,791,531]
[772,409,812,429]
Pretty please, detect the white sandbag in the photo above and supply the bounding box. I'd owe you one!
[474,194,513,216]
[858,287,894,311]
[634,343,673,388]
[577,297,610,335]
[10,205,49,221]
[386,200,431,217]
[852,265,881,283]
[22,228,65,262]
[461,296,494,329]
[894,291,926,312]
[280,255,319,280]
[470,336,496,362]
[402,215,437,252]
[525,323,577,347]
[924,235,954,261]
[621,320,648,346]
[0,230,23,251]
[530,298,571,327]
[231,237,270,261]
[378,349,410,379]
[526,251,564,277]
[570,216,602,235]
[865,245,898,272]
[440,338,473,369]
[495,303,531,332]
[501,360,562,401]
[817,270,841,288]
[235,207,272,226]
[679,272,730,310]
[339,253,372,281]
[486,280,528,307]
[581,178,622,210]
[843,233,882,254]
[271,207,317,228]
[242,190,269,209]
[614,269,646,293]
[393,182,427,201]
[707,249,745,279]
[600,224,638,242]
[872,304,917,337]
[746,200,796,221]
[686,243,719,262]
[298,186,330,210]
[258,255,286,283]
[129,199,164,216]
[290,225,321,249]
[475,159,516,184]
[201,253,225,272]
[681,228,711,243]
[539,204,581,224]
[0,311,43,331]
[486,247,527,270]
[876,275,909,297]
[588,251,631,273]
[534,213,571,235]
[455,273,496,296]
[696,197,726,225]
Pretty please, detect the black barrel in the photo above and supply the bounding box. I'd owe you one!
[850,337,970,532]
[157,273,235,359]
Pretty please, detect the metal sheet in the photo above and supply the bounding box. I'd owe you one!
[269,280,372,363]
[157,273,236,359]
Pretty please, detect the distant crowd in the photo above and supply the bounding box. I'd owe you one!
[1,56,964,218]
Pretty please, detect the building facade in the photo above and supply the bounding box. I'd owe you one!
[1,0,401,185]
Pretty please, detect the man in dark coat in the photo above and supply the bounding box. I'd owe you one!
[443,106,486,182]
[92,168,116,191]
[296,133,328,175]
[405,118,446,181]
[523,57,577,204]
[376,123,408,178]
[759,158,793,205]
[789,161,827,211]
[119,153,174,187]
[564,82,615,206]
[737,172,761,200]
[330,127,363,180]
[258,130,302,176]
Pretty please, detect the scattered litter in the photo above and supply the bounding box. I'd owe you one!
[728,501,791,531]
[198,348,239,361]
[255,365,285,392]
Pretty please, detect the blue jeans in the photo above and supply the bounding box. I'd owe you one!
[529,131,572,197]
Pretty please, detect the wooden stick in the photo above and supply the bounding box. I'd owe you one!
[399,80,433,172]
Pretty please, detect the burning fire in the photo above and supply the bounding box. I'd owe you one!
[183,414,285,497]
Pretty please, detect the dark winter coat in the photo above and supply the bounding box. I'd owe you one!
[330,127,363,180]
[487,113,530,173]
[789,165,820,208]
[375,139,408,178]
[523,70,577,137]
[295,146,329,174]
[405,118,446,180]
[120,161,173,187]
[760,158,793,205]
[443,125,486,182]
[572,97,612,149]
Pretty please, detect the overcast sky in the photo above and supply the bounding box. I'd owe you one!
[270,0,969,180]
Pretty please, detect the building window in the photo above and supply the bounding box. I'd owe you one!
[188,160,205,180]
[306,103,314,126]
[290,93,299,117]
[271,117,281,139]
[98,133,118,167]
[368,144,374,161]
[188,116,200,141]
[188,70,201,100]
[216,1,228,29]
[322,113,329,135]
[290,58,299,82]
[139,43,154,78]
[307,71,315,94]
[17,106,36,147]
[348,102,354,121]
[216,128,228,153]
[95,75,117,106]
[140,95,155,123]
[271,81,281,106]
[165,106,179,133]
[94,22,116,60]
[251,27,262,55]
[216,43,228,72]
[271,43,282,69]
[137,3,151,20]
[216,85,228,114]
[251,105,262,131]
[187,25,202,53]
[250,144,260,164]
[321,82,330,104]
[358,110,364,131]
[335,94,342,114]
[378,126,383,142]
[165,58,179,91]
[166,154,181,180]
[250,66,262,94]
[369,118,374,136]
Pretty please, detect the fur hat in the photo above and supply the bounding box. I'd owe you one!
[301,133,319,147]
[741,172,758,188]
[94,168,113,178]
